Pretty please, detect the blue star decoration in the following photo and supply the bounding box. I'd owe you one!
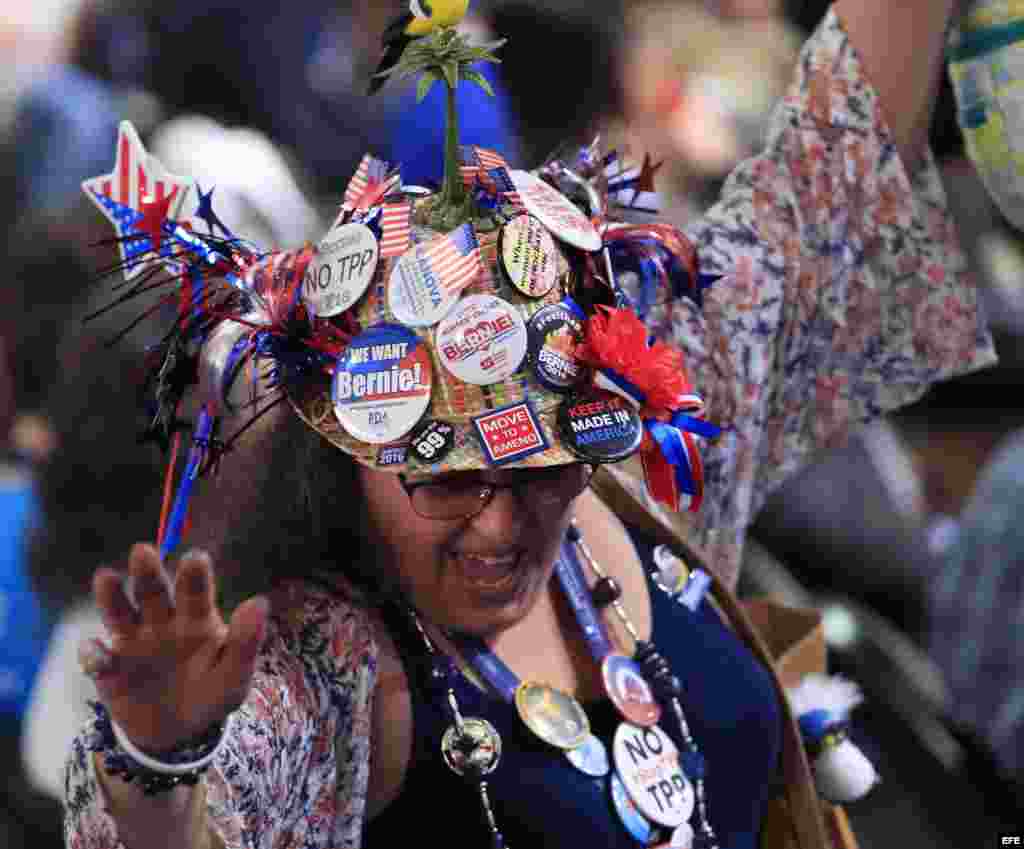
[195,184,236,240]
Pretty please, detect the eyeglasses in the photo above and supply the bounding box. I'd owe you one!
[399,463,597,521]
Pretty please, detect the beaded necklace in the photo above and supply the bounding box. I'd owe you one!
[407,521,721,849]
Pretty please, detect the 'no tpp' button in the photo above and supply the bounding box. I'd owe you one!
[612,723,695,828]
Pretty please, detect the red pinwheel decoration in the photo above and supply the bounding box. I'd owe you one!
[576,306,720,512]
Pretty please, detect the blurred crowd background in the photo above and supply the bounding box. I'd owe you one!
[0,0,1021,846]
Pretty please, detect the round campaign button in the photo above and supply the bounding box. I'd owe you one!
[498,214,559,297]
[408,418,455,465]
[557,389,643,463]
[435,294,528,386]
[440,717,502,778]
[332,324,432,444]
[507,170,602,252]
[526,301,588,393]
[602,653,662,728]
[610,770,654,844]
[303,221,379,317]
[565,733,611,777]
[388,241,459,327]
[515,681,590,750]
[612,723,695,828]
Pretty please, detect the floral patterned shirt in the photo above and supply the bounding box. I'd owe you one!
[64,7,996,848]
[623,8,996,589]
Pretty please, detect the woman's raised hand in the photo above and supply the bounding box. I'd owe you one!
[84,544,269,753]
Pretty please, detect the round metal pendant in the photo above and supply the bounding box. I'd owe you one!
[514,681,590,750]
[440,717,502,778]
[564,732,611,777]
[612,723,695,827]
[601,653,662,728]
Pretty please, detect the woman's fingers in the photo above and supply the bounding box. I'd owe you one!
[94,566,139,637]
[175,549,216,622]
[129,543,175,626]
[216,596,270,709]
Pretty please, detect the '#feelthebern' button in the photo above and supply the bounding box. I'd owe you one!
[332,324,433,444]
[435,294,528,386]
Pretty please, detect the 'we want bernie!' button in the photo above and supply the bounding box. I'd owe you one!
[333,324,432,444]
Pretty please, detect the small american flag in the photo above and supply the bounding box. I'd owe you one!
[487,167,524,212]
[379,200,412,258]
[459,146,509,189]
[344,153,400,211]
[423,223,481,296]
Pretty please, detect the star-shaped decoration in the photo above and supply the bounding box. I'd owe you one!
[82,121,194,279]
[633,153,664,195]
[138,193,176,253]
[606,152,665,213]
[194,184,235,239]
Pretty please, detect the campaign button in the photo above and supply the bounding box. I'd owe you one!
[557,389,643,463]
[303,221,379,317]
[610,770,654,844]
[565,732,611,777]
[602,653,662,727]
[499,214,558,298]
[507,170,602,252]
[388,242,459,327]
[332,324,432,444]
[376,442,409,467]
[514,681,589,750]
[472,400,549,466]
[526,300,588,393]
[435,294,528,386]
[408,419,455,465]
[612,723,695,827]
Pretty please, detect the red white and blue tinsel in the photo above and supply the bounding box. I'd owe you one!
[81,124,723,558]
[576,306,721,512]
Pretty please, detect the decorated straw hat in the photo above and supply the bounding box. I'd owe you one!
[80,20,719,558]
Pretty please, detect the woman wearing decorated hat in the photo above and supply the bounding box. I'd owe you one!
[65,1,992,848]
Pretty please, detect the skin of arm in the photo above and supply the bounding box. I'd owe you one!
[93,756,222,849]
[833,0,958,174]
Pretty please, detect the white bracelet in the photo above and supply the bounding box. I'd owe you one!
[110,712,234,776]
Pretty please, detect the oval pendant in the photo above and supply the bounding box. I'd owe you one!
[440,717,502,778]
[514,681,590,750]
[612,723,695,827]
[564,732,611,777]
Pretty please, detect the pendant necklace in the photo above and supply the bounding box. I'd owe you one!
[421,520,720,849]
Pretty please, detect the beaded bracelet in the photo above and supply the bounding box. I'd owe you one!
[86,701,232,796]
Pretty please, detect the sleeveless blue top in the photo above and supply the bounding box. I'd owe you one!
[365,528,782,848]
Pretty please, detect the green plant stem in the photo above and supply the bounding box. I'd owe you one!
[442,82,464,208]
